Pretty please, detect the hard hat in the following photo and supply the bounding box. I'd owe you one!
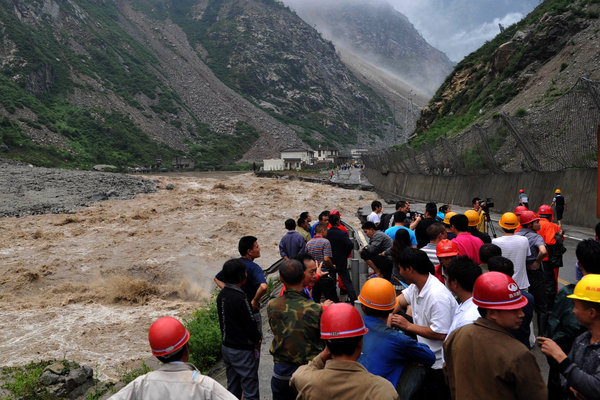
[519,189,524,193]
[330,209,341,217]
[359,277,398,311]
[148,316,190,357]
[555,189,561,194]
[519,210,539,226]
[568,274,600,303]
[320,303,368,339]
[472,272,529,310]
[465,210,481,226]
[443,212,458,225]
[499,212,520,230]
[436,239,459,258]
[537,204,554,220]
[514,206,528,216]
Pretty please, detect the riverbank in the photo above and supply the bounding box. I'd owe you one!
[0,166,377,383]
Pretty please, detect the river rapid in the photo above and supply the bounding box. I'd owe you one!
[0,172,376,380]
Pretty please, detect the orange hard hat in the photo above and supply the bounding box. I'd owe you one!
[436,239,459,258]
[320,303,368,339]
[519,210,539,226]
[148,316,190,357]
[499,212,520,230]
[359,277,398,311]
[472,272,529,310]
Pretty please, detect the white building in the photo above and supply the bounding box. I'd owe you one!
[263,158,285,171]
[262,148,315,171]
[315,147,339,162]
[350,148,369,160]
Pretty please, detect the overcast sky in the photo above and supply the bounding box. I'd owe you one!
[388,0,539,61]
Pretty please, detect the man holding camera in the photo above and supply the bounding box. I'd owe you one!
[472,198,488,234]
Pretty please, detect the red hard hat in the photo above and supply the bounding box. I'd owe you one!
[436,239,459,258]
[148,316,190,357]
[519,189,524,193]
[537,204,553,220]
[472,272,529,310]
[514,206,528,216]
[330,209,341,217]
[320,303,368,339]
[519,210,539,226]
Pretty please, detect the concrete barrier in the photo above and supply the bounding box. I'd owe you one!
[363,168,597,228]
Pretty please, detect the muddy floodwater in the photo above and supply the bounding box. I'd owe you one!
[0,171,376,380]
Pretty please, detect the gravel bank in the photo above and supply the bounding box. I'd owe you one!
[0,161,157,217]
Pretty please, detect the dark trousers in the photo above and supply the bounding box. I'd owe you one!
[422,368,450,400]
[271,376,297,400]
[543,263,559,310]
[527,266,548,336]
[221,345,259,400]
[311,273,339,302]
[337,266,357,302]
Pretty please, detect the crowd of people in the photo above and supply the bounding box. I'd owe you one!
[110,191,599,400]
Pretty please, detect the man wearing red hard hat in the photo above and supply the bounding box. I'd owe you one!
[444,272,547,400]
[290,303,398,400]
[110,316,235,400]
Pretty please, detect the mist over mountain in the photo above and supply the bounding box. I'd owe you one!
[389,0,540,61]
[282,0,454,95]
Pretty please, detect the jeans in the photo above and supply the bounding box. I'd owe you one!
[221,345,260,400]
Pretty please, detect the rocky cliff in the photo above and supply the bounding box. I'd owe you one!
[283,0,454,96]
[412,0,600,144]
[0,0,399,169]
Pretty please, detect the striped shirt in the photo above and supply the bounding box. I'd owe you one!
[421,243,439,266]
[306,236,332,263]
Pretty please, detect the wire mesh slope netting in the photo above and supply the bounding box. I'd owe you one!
[365,78,600,176]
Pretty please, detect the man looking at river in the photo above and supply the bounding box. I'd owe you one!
[214,236,267,331]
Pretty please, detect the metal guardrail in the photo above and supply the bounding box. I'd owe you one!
[260,221,369,303]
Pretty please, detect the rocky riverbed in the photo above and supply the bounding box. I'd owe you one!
[0,162,377,381]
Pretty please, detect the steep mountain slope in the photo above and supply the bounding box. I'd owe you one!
[282,0,454,95]
[0,0,394,169]
[412,0,600,145]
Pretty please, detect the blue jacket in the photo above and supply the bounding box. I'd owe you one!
[358,315,435,386]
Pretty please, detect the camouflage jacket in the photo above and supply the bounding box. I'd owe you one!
[268,288,323,365]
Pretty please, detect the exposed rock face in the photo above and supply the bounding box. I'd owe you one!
[283,0,454,95]
[0,0,414,165]
[414,0,597,137]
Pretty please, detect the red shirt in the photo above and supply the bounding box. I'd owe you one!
[452,232,484,264]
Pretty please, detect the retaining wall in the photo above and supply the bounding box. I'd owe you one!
[363,168,597,228]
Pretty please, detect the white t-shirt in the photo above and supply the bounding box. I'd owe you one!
[367,211,381,225]
[492,235,531,289]
[446,297,480,338]
[402,274,458,369]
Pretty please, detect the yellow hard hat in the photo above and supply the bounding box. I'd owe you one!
[568,274,600,303]
[359,277,398,311]
[443,212,458,226]
[555,189,561,194]
[499,212,520,230]
[465,210,481,226]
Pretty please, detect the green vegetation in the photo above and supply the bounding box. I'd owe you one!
[1,361,54,400]
[413,0,598,147]
[121,362,152,385]
[185,297,222,373]
[515,108,528,117]
[187,121,260,170]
